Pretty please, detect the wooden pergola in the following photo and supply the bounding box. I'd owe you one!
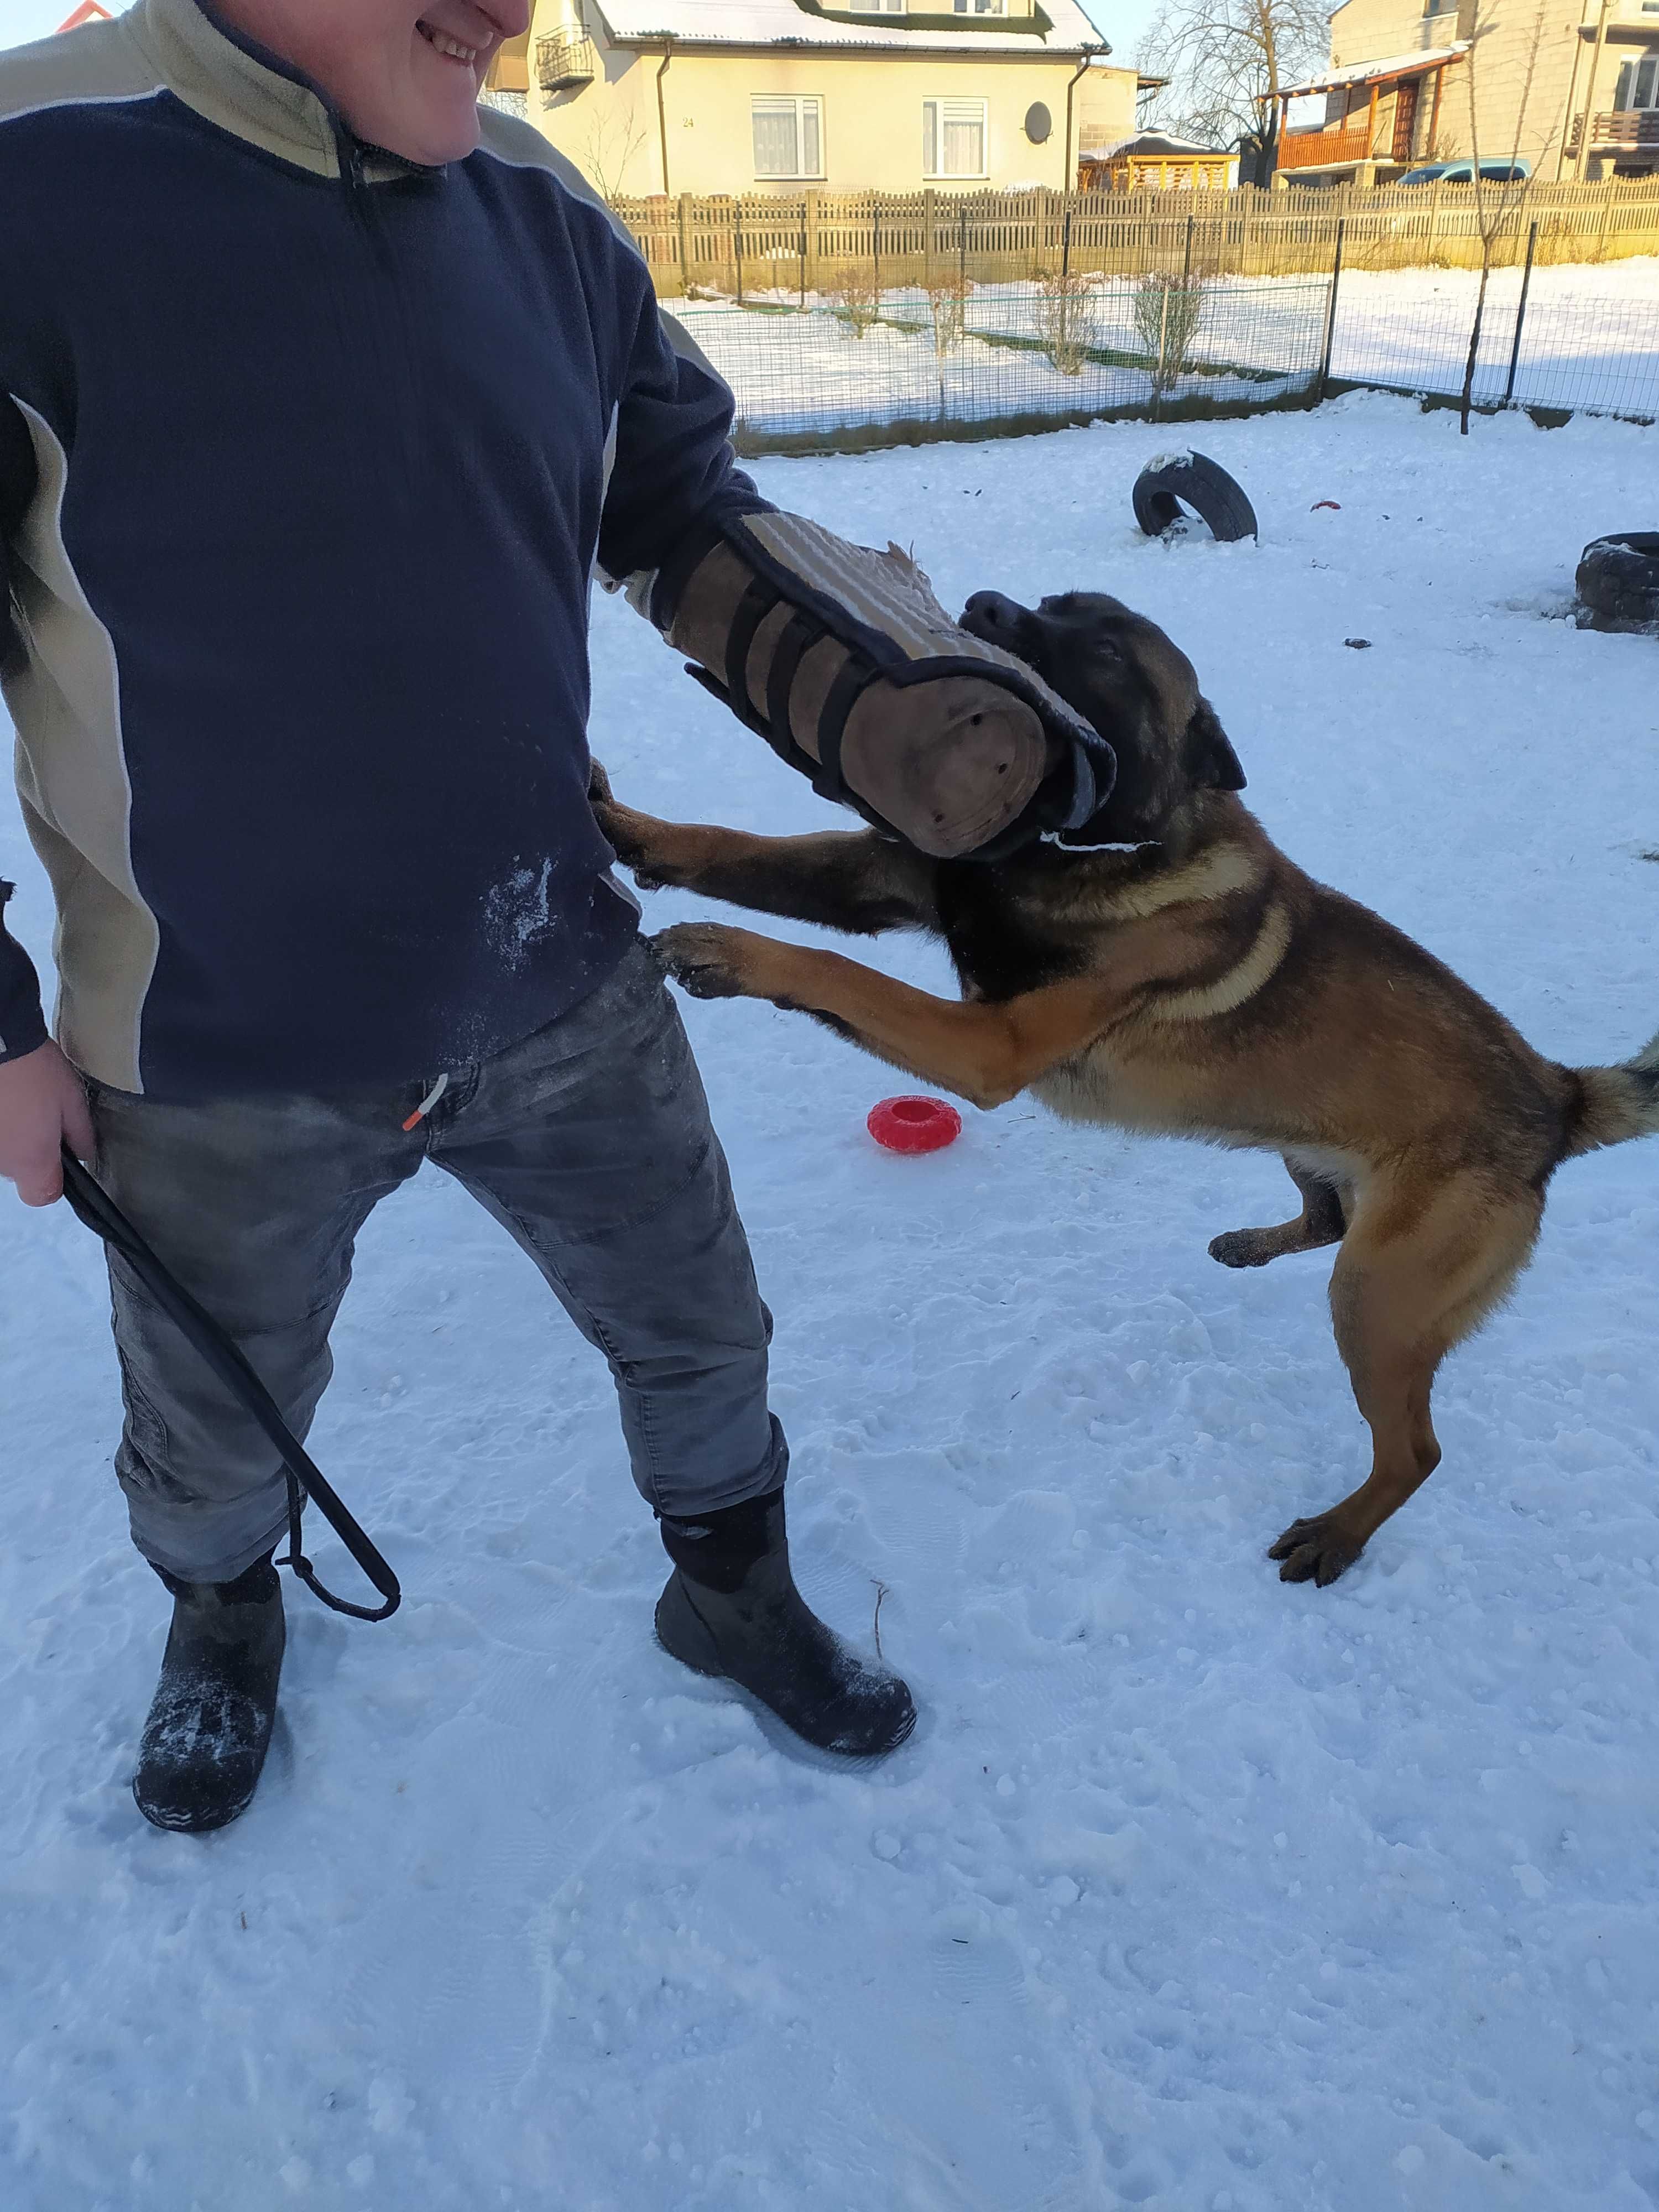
[1275,46,1467,176]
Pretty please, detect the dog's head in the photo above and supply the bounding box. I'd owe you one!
[960,590,1244,846]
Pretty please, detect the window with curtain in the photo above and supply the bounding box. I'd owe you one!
[922,97,988,178]
[752,96,824,179]
[1613,53,1658,109]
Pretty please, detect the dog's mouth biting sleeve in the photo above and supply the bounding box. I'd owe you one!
[627,513,1117,862]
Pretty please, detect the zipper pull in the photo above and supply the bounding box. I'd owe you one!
[401,1073,448,1133]
[337,126,366,195]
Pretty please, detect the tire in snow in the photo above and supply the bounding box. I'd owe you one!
[1574,534,1659,637]
[1132,451,1258,544]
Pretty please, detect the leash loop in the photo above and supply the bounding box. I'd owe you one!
[58,1146,400,1621]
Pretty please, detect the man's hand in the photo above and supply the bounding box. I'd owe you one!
[0,1041,95,1206]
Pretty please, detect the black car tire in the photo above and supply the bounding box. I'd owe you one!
[1132,451,1259,544]
[1574,533,1659,636]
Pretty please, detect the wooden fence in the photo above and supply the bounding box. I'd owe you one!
[613,179,1659,296]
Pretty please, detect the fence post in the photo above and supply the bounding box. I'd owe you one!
[1503,218,1538,407]
[676,193,692,296]
[872,193,880,302]
[733,196,743,305]
[960,202,968,287]
[1318,216,1345,403]
[806,189,821,299]
[1182,212,1193,283]
[1061,207,1072,281]
[799,200,808,307]
[923,187,936,288]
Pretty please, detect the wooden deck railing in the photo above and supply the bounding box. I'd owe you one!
[1276,128,1373,173]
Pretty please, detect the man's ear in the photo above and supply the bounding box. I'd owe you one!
[1186,698,1246,792]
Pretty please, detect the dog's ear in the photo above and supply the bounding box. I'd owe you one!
[1185,698,1246,792]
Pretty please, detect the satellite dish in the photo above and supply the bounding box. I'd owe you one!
[1024,102,1053,145]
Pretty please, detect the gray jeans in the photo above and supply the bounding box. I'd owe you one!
[87,941,786,1583]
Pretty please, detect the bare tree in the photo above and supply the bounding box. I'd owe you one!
[1133,271,1208,403]
[1137,0,1328,161]
[1032,268,1100,375]
[1458,1,1550,432]
[924,274,971,361]
[828,263,883,340]
[581,102,648,202]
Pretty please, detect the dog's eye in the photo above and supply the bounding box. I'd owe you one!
[1095,637,1123,665]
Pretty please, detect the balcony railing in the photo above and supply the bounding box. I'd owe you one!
[1569,109,1659,153]
[536,32,596,92]
[1276,127,1374,171]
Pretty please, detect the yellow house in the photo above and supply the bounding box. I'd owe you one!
[1273,0,1659,184]
[485,0,1140,198]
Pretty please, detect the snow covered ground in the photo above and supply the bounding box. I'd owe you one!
[4,394,1659,2210]
[681,258,1659,440]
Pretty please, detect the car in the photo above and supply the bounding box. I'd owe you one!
[1399,158,1532,184]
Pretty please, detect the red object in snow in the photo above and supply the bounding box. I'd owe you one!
[867,1095,962,1154]
[1311,500,1342,512]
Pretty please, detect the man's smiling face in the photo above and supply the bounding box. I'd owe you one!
[213,1,530,165]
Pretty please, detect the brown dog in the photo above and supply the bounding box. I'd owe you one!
[591,591,1659,1587]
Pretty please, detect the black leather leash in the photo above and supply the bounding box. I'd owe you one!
[59,1144,400,1621]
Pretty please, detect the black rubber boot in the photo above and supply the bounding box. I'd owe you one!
[655,1488,916,1757]
[133,1553,285,1835]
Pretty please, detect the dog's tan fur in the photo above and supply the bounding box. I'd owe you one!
[592,591,1658,1587]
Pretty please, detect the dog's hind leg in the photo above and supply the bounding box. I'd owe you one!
[1268,1171,1541,1587]
[1209,1157,1348,1269]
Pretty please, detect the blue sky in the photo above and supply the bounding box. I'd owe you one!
[0,0,1160,64]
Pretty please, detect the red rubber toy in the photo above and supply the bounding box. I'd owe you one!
[867,1095,962,1155]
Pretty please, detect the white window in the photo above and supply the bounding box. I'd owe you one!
[752,95,824,180]
[953,0,1007,12]
[924,96,988,179]
[846,1,906,11]
[1614,54,1659,109]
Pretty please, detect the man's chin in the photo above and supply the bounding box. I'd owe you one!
[400,98,484,165]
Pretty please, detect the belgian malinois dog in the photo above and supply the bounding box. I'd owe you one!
[591,591,1659,1587]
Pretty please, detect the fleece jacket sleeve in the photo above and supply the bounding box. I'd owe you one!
[0,881,48,1066]
[596,294,771,592]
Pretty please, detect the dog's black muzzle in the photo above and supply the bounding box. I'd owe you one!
[961,590,1040,666]
[959,591,1118,855]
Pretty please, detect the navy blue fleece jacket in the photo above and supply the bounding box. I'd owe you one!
[0,0,765,1094]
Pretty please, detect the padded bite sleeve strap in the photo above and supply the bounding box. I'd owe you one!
[644,512,1116,860]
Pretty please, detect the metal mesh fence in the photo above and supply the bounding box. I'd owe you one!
[676,279,1333,456]
[1326,274,1659,419]
[673,257,1657,454]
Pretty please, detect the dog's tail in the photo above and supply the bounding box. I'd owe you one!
[1563,1028,1659,1158]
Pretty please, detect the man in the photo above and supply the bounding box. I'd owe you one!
[0,0,1103,1835]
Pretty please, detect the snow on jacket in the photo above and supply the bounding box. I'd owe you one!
[0,0,766,1095]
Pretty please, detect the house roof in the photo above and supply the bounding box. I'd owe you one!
[1082,131,1230,161]
[1280,44,1468,99]
[589,0,1112,59]
[56,2,114,28]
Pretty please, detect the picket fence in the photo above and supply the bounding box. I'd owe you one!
[611,178,1659,296]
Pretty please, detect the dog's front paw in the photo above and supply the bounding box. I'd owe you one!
[594,794,684,892]
[651,921,752,1000]
[1209,1227,1275,1269]
[1267,1511,1366,1588]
